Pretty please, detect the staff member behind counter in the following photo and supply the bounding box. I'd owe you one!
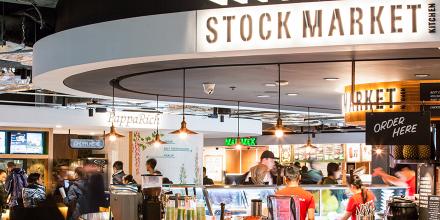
[242,150,277,185]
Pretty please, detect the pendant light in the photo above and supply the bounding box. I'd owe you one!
[170,69,198,139]
[302,107,317,150]
[148,95,167,147]
[267,64,292,138]
[106,80,125,142]
[234,101,242,150]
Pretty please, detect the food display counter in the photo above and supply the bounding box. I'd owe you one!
[165,185,406,219]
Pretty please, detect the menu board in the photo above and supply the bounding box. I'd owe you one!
[346,144,361,163]
[420,83,440,116]
[294,144,344,161]
[417,164,436,220]
[0,132,6,154]
[428,196,440,219]
[10,132,44,154]
[361,145,372,162]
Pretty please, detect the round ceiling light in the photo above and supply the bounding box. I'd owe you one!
[257,95,270,98]
[264,83,277,87]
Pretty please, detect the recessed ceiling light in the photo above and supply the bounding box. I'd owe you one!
[286,93,299,96]
[55,125,62,128]
[323,77,340,81]
[264,83,277,87]
[275,80,289,86]
[415,74,430,78]
[257,95,270,98]
[90,132,96,135]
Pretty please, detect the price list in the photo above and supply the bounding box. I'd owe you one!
[428,196,440,219]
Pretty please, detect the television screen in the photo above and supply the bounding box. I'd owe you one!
[0,132,6,154]
[10,132,44,154]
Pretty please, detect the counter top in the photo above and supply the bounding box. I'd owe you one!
[164,184,407,190]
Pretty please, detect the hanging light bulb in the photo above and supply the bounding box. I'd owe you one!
[234,138,242,150]
[301,107,317,149]
[233,101,242,150]
[109,133,117,142]
[148,95,168,147]
[170,69,198,138]
[265,64,292,138]
[105,80,125,142]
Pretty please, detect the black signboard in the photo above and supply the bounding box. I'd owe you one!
[420,83,440,116]
[366,112,431,145]
[69,139,105,150]
[428,195,440,220]
[418,164,436,220]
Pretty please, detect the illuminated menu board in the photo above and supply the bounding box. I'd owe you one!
[0,132,6,154]
[10,132,44,154]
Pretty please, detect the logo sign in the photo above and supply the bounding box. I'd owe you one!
[224,137,257,146]
[197,0,439,52]
[343,87,402,113]
[366,112,431,145]
[420,83,440,116]
[108,113,159,127]
[70,139,105,150]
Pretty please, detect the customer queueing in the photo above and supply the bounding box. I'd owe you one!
[5,162,27,220]
[112,161,125,185]
[22,173,46,208]
[146,158,159,174]
[276,165,315,220]
[0,169,7,219]
[123,175,137,185]
[245,150,276,185]
[340,176,375,220]
[64,167,89,220]
[320,162,341,184]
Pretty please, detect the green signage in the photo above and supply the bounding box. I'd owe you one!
[224,137,257,146]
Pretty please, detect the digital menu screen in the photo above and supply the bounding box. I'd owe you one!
[10,132,44,154]
[0,132,6,154]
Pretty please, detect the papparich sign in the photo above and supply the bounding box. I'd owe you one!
[197,0,439,52]
[366,112,431,145]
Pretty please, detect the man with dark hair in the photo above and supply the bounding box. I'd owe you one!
[22,173,46,208]
[203,167,214,185]
[112,161,125,185]
[146,158,158,175]
[320,162,341,185]
[5,161,28,219]
[276,165,315,220]
[373,165,416,197]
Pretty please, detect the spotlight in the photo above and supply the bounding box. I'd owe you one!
[88,108,94,117]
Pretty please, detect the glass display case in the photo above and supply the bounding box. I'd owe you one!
[166,184,406,219]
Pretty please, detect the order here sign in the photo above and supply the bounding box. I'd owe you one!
[366,112,431,145]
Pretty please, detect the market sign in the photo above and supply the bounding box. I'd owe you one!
[224,137,257,146]
[420,83,440,116]
[365,112,431,145]
[197,0,439,52]
[343,87,402,113]
[70,138,105,150]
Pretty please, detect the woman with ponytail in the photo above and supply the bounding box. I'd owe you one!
[340,175,375,220]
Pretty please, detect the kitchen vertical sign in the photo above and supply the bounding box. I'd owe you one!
[366,112,431,145]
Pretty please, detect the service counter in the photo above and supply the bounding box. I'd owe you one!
[165,184,406,219]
